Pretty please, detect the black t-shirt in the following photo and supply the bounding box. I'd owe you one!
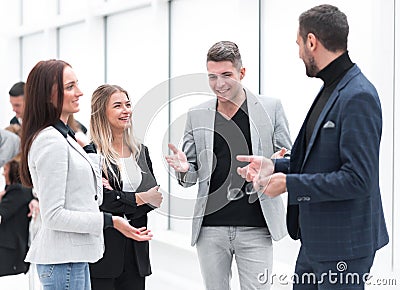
[202,99,267,227]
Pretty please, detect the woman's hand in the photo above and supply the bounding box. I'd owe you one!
[112,216,153,241]
[136,185,163,208]
[102,178,113,190]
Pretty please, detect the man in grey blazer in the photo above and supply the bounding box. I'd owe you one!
[166,41,292,289]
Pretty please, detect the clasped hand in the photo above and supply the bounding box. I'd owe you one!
[136,185,163,208]
[236,154,287,198]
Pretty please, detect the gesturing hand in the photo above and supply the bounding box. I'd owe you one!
[136,185,163,208]
[165,143,190,173]
[270,148,287,159]
[236,155,287,197]
[112,216,153,241]
[236,155,274,183]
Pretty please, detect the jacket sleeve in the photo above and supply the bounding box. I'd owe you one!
[0,186,32,223]
[99,146,156,217]
[177,111,199,187]
[286,90,382,204]
[272,99,292,155]
[100,187,138,215]
[127,146,157,219]
[0,129,20,167]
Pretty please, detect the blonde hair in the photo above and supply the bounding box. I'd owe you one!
[90,84,141,178]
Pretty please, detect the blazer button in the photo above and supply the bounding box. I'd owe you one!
[94,195,98,201]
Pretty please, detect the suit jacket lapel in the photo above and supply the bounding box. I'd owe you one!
[202,100,216,175]
[246,90,263,155]
[301,90,340,170]
[301,65,360,170]
[196,99,217,176]
[66,137,98,176]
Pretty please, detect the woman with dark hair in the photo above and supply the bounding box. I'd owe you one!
[19,59,152,290]
[0,156,33,277]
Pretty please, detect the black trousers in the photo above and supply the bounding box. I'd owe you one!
[293,246,375,290]
[90,241,145,290]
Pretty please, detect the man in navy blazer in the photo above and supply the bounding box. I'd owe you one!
[238,4,389,289]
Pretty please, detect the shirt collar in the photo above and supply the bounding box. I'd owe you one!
[316,51,354,86]
[53,119,77,141]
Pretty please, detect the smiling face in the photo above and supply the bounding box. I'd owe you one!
[59,66,83,123]
[105,91,132,134]
[207,60,245,105]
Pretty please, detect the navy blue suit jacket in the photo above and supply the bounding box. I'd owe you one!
[275,64,389,261]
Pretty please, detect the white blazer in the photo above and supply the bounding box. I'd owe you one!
[25,126,105,264]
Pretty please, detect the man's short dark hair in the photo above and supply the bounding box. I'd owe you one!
[299,4,349,52]
[207,41,242,70]
[9,81,25,97]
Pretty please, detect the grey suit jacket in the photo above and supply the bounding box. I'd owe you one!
[25,126,105,264]
[178,89,292,245]
[0,129,20,167]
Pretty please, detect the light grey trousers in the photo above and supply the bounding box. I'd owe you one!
[196,226,273,290]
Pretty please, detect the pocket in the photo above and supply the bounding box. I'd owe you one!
[37,264,55,279]
[69,232,96,246]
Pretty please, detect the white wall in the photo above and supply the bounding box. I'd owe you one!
[0,0,398,284]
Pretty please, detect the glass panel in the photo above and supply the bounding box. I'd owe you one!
[106,4,169,230]
[59,21,104,130]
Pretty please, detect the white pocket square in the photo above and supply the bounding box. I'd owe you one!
[323,120,335,128]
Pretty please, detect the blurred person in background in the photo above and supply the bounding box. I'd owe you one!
[0,155,33,277]
[8,82,25,126]
[0,129,20,167]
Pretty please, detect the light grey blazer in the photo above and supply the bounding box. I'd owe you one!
[25,126,105,264]
[178,89,292,246]
[0,129,20,167]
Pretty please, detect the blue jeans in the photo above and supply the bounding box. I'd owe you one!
[37,262,91,290]
[196,226,273,290]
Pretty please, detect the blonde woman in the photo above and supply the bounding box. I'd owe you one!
[86,84,162,290]
[19,60,152,290]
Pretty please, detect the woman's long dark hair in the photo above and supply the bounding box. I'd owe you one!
[20,59,71,187]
